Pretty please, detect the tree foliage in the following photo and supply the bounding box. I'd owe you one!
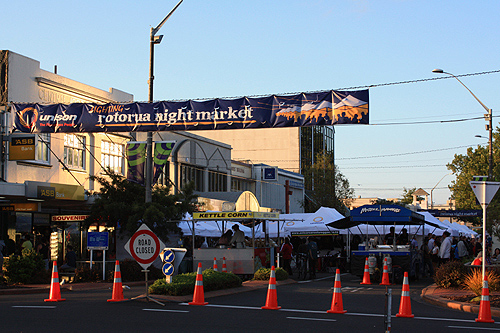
[302,152,354,214]
[447,126,500,236]
[83,169,199,240]
[400,187,423,205]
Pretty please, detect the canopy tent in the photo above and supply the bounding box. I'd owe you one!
[178,214,258,238]
[327,204,431,229]
[451,221,479,237]
[285,207,347,236]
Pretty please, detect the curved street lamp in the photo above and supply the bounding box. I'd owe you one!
[145,0,184,203]
[432,69,493,181]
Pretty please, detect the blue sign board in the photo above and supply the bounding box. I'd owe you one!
[87,232,109,250]
[162,263,174,276]
[161,249,175,263]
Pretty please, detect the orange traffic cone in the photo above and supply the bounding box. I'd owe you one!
[213,257,218,272]
[396,271,414,318]
[327,268,347,314]
[189,263,208,306]
[44,261,66,302]
[476,274,495,323]
[262,266,281,310]
[108,260,127,302]
[380,258,391,286]
[360,257,371,285]
[222,257,227,273]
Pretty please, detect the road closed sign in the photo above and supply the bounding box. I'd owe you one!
[125,224,165,270]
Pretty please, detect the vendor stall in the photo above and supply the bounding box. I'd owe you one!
[328,204,444,281]
[190,211,280,275]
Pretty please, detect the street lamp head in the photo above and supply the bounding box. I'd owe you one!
[153,35,164,44]
[432,69,444,74]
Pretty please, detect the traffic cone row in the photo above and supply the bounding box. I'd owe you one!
[360,257,371,285]
[189,263,208,306]
[108,260,127,302]
[222,257,227,273]
[379,257,391,286]
[261,266,281,310]
[44,261,65,302]
[396,272,414,318]
[327,269,347,313]
[476,275,494,323]
[213,257,218,272]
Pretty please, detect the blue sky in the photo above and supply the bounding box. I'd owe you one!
[3,0,500,205]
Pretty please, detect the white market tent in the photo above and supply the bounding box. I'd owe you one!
[283,207,348,236]
[178,214,257,238]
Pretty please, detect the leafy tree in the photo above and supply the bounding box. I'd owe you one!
[302,152,354,214]
[83,169,199,240]
[447,126,500,236]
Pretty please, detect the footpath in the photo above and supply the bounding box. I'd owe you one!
[1,275,499,318]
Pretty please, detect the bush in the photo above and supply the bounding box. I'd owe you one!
[74,259,164,283]
[119,259,163,282]
[463,268,500,296]
[3,249,50,284]
[149,269,242,296]
[74,266,113,283]
[434,261,468,288]
[253,267,288,281]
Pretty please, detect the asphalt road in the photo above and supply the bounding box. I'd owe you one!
[1,274,499,332]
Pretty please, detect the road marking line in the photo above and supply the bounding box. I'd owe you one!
[143,308,189,313]
[448,326,500,330]
[298,275,335,284]
[287,316,336,322]
[12,305,56,309]
[180,302,494,324]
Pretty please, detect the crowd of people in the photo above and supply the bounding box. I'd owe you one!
[421,232,495,275]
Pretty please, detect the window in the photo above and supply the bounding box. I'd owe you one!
[36,133,50,162]
[208,170,227,192]
[101,140,124,174]
[180,164,204,191]
[156,163,170,186]
[231,177,254,192]
[64,134,85,169]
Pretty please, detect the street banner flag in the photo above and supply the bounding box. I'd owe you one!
[153,141,175,183]
[12,90,369,134]
[126,141,146,184]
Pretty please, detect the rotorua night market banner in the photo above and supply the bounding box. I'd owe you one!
[12,90,368,134]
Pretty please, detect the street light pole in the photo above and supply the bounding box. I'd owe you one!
[432,69,493,181]
[146,0,183,203]
[430,173,452,209]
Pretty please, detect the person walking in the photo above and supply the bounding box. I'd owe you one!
[280,238,293,276]
[438,231,452,265]
[307,237,318,279]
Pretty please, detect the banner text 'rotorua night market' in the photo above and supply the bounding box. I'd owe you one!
[12,90,368,133]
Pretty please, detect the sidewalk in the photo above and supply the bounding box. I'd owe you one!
[421,283,500,318]
[0,278,296,301]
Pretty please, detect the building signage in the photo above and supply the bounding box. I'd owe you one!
[12,89,369,134]
[193,211,279,220]
[51,215,89,222]
[0,205,14,212]
[25,181,85,201]
[9,135,35,160]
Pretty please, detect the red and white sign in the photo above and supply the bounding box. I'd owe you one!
[124,224,165,270]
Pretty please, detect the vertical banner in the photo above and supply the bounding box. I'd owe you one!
[153,141,176,183]
[126,141,147,184]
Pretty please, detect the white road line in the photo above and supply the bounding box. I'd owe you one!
[143,308,189,313]
[287,316,336,322]
[297,275,335,284]
[179,302,497,325]
[11,306,56,309]
[448,326,500,330]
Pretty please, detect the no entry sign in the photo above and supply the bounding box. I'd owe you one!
[125,224,165,270]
